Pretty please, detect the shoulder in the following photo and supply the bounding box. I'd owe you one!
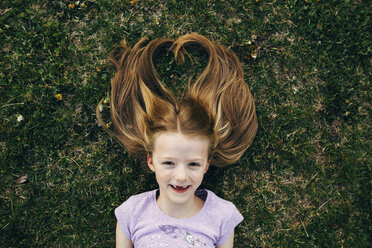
[118,190,155,206]
[202,190,244,246]
[115,190,156,239]
[204,190,239,211]
[115,190,155,216]
[199,189,243,223]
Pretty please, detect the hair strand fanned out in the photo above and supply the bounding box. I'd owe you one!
[97,33,257,167]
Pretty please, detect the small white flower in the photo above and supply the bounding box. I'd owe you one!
[99,104,104,112]
[17,114,24,122]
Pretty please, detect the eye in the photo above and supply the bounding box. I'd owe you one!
[189,162,200,167]
[162,161,175,166]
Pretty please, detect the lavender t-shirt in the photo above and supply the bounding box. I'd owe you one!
[115,189,243,247]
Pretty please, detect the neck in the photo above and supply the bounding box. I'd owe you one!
[156,194,204,219]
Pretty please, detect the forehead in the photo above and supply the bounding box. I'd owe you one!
[153,132,209,157]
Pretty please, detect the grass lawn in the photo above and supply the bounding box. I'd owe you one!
[1,0,370,247]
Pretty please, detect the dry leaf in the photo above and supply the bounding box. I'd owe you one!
[16,175,28,184]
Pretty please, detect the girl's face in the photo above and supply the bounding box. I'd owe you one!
[147,132,210,211]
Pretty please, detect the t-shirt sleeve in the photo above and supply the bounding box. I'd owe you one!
[114,196,134,240]
[215,203,244,246]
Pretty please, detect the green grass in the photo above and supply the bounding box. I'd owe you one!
[1,0,370,247]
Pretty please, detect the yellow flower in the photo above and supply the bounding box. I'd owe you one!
[68,3,75,9]
[103,99,108,104]
[55,94,63,101]
[96,66,101,72]
[130,0,138,4]
[345,99,350,104]
[251,52,257,59]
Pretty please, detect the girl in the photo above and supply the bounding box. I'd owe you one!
[97,33,257,247]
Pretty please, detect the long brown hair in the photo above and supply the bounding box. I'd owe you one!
[97,33,257,167]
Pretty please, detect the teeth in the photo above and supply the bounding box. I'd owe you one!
[172,185,188,189]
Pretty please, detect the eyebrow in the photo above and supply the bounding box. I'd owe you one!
[158,156,176,160]
[158,157,204,162]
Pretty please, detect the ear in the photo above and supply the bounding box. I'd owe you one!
[147,154,155,172]
[204,159,211,174]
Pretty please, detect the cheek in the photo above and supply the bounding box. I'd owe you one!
[155,170,171,183]
[191,171,205,183]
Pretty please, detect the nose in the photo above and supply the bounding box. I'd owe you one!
[174,166,189,182]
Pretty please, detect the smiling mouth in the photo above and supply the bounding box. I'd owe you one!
[170,185,191,193]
